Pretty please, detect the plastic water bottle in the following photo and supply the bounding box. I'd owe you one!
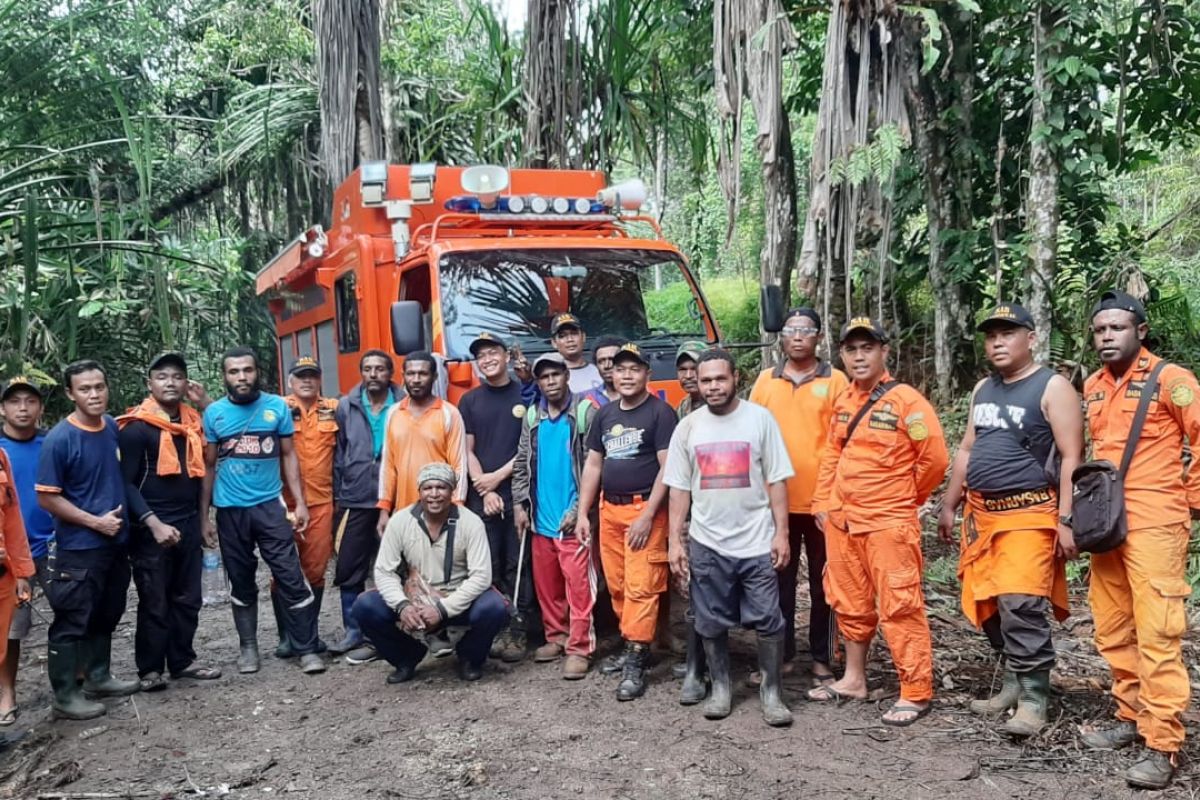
[202,549,227,606]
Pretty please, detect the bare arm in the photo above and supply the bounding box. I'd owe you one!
[573,450,604,545]
[1044,374,1084,558]
[279,436,309,533]
[199,443,218,545]
[938,383,982,543]
[38,493,121,537]
[768,481,790,570]
[667,487,691,579]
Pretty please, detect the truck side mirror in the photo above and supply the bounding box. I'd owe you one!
[760,285,785,333]
[390,301,426,355]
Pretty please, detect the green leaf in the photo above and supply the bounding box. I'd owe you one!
[955,0,982,12]
[78,300,103,318]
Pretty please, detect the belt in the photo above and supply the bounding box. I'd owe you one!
[604,492,650,506]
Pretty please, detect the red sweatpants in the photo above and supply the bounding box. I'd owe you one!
[532,534,597,657]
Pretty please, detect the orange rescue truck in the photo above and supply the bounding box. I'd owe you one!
[255,163,756,404]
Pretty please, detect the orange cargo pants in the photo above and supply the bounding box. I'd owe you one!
[0,574,14,666]
[824,520,934,702]
[1089,523,1192,752]
[598,498,669,644]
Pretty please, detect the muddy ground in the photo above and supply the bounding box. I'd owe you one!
[3,544,1200,800]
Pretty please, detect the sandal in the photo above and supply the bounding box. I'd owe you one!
[811,673,836,689]
[0,707,18,726]
[881,701,931,727]
[140,672,168,693]
[807,684,866,704]
[171,664,222,681]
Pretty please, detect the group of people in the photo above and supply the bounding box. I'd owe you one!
[0,296,1194,789]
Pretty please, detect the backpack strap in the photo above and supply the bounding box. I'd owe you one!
[842,381,900,447]
[1118,361,1169,477]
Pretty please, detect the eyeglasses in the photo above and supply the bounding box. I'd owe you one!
[782,326,819,337]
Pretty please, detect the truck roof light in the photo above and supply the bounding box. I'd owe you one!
[552,197,570,214]
[410,162,436,203]
[507,196,526,213]
[573,198,591,214]
[361,161,388,206]
[529,196,549,214]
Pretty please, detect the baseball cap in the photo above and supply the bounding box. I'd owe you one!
[1,376,43,402]
[784,306,823,331]
[839,316,888,344]
[977,303,1036,332]
[675,340,709,366]
[469,331,508,357]
[532,352,568,376]
[612,342,651,367]
[1091,290,1147,324]
[550,313,583,336]
[289,356,321,376]
[147,351,188,374]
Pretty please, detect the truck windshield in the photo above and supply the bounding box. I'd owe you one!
[437,248,710,357]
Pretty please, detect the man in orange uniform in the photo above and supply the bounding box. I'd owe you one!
[273,356,339,659]
[0,444,34,747]
[749,307,847,686]
[938,303,1082,738]
[810,317,948,726]
[1078,291,1200,790]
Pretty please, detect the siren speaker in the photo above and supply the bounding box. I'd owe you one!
[596,179,647,211]
[461,165,510,208]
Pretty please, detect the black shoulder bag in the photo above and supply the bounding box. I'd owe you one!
[1070,361,1168,554]
[842,381,900,446]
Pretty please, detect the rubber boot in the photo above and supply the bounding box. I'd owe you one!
[757,634,793,727]
[679,622,708,706]
[81,635,141,697]
[311,586,328,653]
[327,587,363,655]
[272,591,294,659]
[701,634,732,720]
[1002,669,1050,738]
[615,643,650,701]
[232,603,261,674]
[48,641,106,720]
[970,668,1020,716]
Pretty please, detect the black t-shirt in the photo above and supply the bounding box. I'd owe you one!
[118,418,202,525]
[586,394,677,496]
[459,379,526,511]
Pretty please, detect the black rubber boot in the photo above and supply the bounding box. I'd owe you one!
[81,635,140,697]
[615,643,649,701]
[272,591,294,659]
[48,641,106,720]
[1002,669,1050,738]
[679,621,708,706]
[311,586,328,653]
[232,603,261,674]
[701,634,732,720]
[756,634,793,727]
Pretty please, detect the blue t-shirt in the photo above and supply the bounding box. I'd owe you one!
[363,393,395,459]
[203,393,294,508]
[0,430,56,558]
[534,413,578,538]
[36,416,128,550]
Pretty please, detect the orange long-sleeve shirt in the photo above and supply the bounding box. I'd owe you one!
[812,373,949,534]
[1084,348,1200,531]
[284,395,339,506]
[0,448,35,580]
[376,397,467,512]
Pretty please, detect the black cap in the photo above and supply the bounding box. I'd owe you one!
[532,352,568,376]
[1091,290,1147,324]
[977,303,1036,332]
[838,316,888,343]
[148,352,188,374]
[784,306,822,332]
[289,356,321,376]
[612,341,651,367]
[550,313,583,336]
[469,332,508,357]
[1,376,43,402]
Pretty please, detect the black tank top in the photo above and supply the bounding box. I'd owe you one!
[966,367,1055,493]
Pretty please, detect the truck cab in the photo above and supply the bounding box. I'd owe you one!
[256,163,722,404]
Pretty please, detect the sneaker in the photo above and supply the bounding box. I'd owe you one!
[345,645,379,665]
[534,642,565,662]
[386,664,417,684]
[1125,750,1176,790]
[1081,720,1138,751]
[299,654,326,674]
[563,655,590,680]
[427,632,454,658]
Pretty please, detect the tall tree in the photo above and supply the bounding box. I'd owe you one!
[522,0,579,167]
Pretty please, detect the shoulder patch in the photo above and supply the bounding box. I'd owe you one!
[811,383,829,398]
[908,420,929,441]
[1170,381,1194,407]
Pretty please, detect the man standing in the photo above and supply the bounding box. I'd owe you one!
[331,350,403,662]
[352,463,507,684]
[460,333,532,662]
[0,378,54,725]
[593,336,623,404]
[513,353,600,679]
[666,350,795,725]
[119,353,222,691]
[37,361,140,720]
[938,304,1081,737]
[674,341,710,419]
[1076,291,1200,789]
[575,342,676,700]
[0,386,35,734]
[809,318,948,727]
[199,347,325,675]
[748,308,846,687]
[276,356,338,658]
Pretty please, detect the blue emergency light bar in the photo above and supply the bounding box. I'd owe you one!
[445,195,607,215]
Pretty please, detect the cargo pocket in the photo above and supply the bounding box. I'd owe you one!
[882,568,924,620]
[646,550,670,594]
[1150,578,1192,639]
[44,568,90,614]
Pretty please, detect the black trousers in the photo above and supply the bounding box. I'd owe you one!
[777,513,834,664]
[45,545,131,644]
[982,594,1056,673]
[333,507,380,590]
[131,515,202,676]
[216,501,318,655]
[482,511,538,621]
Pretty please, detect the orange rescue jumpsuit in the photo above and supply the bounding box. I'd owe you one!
[812,374,948,702]
[284,396,339,588]
[1084,348,1200,753]
[0,448,35,665]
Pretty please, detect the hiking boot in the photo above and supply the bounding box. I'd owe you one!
[81,635,141,698]
[563,655,589,680]
[757,635,793,727]
[600,650,626,675]
[299,653,326,674]
[1002,670,1050,738]
[500,628,527,663]
[328,587,363,655]
[387,664,417,684]
[48,641,105,721]
[616,643,650,701]
[969,668,1020,716]
[1125,749,1176,790]
[701,634,732,720]
[232,604,261,674]
[345,644,378,665]
[1081,720,1139,750]
[534,641,565,662]
[679,622,708,706]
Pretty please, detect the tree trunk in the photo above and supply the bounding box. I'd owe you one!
[522,0,577,168]
[1024,2,1060,364]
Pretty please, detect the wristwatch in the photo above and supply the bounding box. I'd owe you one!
[1058,514,1073,527]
